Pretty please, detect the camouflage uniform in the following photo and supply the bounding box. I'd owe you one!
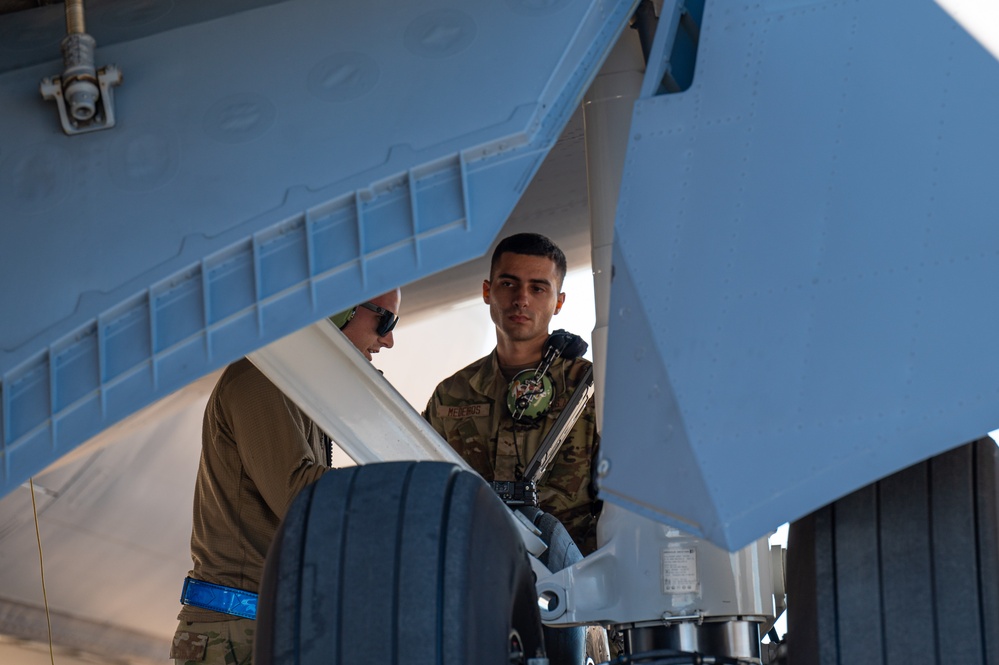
[172,618,255,665]
[424,350,600,553]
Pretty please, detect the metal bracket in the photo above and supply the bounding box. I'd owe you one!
[41,64,122,136]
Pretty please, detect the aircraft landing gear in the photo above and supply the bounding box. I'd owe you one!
[254,461,546,665]
[786,437,999,664]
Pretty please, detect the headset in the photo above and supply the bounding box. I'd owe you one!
[507,330,588,422]
[329,307,356,330]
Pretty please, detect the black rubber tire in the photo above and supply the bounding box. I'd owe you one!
[786,437,999,664]
[254,461,545,665]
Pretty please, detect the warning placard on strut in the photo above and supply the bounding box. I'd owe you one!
[661,548,698,594]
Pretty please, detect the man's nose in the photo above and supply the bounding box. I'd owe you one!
[379,330,395,348]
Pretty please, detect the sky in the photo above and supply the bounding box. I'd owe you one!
[936,0,999,61]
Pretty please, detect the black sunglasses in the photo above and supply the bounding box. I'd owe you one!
[358,301,399,336]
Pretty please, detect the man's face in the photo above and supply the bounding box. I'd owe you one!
[342,288,401,361]
[483,252,565,347]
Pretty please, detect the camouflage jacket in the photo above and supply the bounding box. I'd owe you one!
[424,350,600,553]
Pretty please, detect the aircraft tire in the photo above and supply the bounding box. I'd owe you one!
[786,437,999,664]
[254,461,545,665]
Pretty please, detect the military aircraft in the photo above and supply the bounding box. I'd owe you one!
[2,0,998,663]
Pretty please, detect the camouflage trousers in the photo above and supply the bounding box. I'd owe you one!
[171,618,256,665]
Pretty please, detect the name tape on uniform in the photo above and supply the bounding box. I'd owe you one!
[437,403,491,419]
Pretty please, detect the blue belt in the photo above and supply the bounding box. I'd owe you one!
[180,577,258,620]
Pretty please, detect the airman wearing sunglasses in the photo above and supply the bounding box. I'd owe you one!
[332,290,400,361]
[172,289,401,665]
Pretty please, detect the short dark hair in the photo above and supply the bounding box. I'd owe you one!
[490,233,567,284]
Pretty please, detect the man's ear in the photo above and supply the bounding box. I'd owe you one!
[554,292,566,314]
[482,279,491,304]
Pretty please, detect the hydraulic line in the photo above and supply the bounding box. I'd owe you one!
[41,0,122,134]
[60,0,99,122]
[65,0,85,34]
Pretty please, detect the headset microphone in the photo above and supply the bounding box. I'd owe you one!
[545,329,588,359]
